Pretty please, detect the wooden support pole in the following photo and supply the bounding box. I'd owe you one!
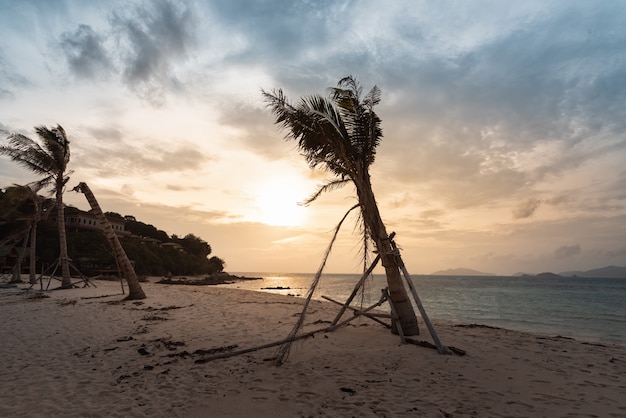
[383,288,406,344]
[322,295,391,328]
[326,293,389,332]
[196,295,389,364]
[330,233,393,326]
[389,235,450,355]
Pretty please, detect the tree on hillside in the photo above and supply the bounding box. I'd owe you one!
[263,76,419,336]
[177,234,212,258]
[207,256,225,273]
[1,126,73,287]
[124,218,170,242]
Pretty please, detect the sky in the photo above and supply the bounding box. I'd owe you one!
[1,0,625,276]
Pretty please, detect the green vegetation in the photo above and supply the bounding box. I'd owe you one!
[0,190,225,277]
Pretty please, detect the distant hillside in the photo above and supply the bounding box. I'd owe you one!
[431,268,495,276]
[513,272,562,278]
[559,265,626,278]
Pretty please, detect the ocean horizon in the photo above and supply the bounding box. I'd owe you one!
[227,272,626,345]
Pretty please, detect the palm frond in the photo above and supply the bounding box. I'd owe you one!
[263,88,355,177]
[275,203,361,366]
[263,76,383,200]
[36,125,70,171]
[300,177,351,206]
[328,77,382,169]
[1,134,55,177]
[1,125,71,193]
[363,84,381,108]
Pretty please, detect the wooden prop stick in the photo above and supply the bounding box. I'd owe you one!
[45,259,61,290]
[389,235,450,355]
[326,293,389,332]
[322,295,391,328]
[196,294,390,364]
[69,261,95,288]
[383,288,406,344]
[330,232,392,327]
[197,300,379,364]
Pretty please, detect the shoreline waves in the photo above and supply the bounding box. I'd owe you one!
[1,279,625,417]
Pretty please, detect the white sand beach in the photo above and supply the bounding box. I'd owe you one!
[1,279,625,417]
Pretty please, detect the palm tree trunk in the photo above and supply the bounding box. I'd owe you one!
[354,174,419,336]
[56,180,72,288]
[10,231,30,283]
[29,223,37,284]
[76,183,146,300]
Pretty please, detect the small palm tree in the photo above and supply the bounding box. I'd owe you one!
[1,184,50,283]
[1,125,73,288]
[263,76,419,336]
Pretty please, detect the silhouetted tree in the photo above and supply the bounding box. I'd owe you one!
[263,76,419,335]
[1,126,73,287]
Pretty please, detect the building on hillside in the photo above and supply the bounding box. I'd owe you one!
[160,242,184,252]
[64,207,131,237]
[137,237,161,246]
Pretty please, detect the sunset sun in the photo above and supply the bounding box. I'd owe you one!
[254,181,308,227]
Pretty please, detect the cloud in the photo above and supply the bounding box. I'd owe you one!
[611,170,626,200]
[79,144,209,177]
[363,2,626,211]
[513,198,542,219]
[217,102,298,160]
[110,0,197,104]
[0,49,30,99]
[86,126,124,142]
[165,183,204,192]
[603,246,626,258]
[554,244,581,259]
[120,184,135,196]
[74,127,210,178]
[59,24,113,80]
[207,1,345,65]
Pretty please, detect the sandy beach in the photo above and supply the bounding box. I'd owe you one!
[1,278,625,417]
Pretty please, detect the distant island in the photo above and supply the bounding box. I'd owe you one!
[518,272,563,279]
[559,265,626,279]
[515,266,626,279]
[430,268,496,276]
[432,265,626,279]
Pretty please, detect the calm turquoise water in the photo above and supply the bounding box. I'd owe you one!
[227,273,626,344]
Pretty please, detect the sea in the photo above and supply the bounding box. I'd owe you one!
[227,273,626,345]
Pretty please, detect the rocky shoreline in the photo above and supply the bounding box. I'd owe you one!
[155,272,263,286]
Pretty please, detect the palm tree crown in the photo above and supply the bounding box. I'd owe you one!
[263,76,420,336]
[1,125,71,191]
[263,76,382,204]
[1,125,73,286]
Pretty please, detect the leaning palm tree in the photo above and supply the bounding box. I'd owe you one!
[0,125,73,288]
[263,76,419,336]
[72,182,146,300]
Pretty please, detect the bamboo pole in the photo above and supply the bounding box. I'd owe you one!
[330,233,392,326]
[322,295,391,328]
[389,235,450,354]
[383,288,406,344]
[196,293,390,364]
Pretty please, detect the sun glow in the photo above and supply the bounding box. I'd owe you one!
[254,181,308,227]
